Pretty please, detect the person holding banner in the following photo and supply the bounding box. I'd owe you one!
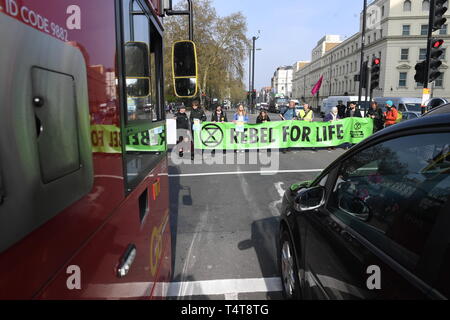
[211,105,228,123]
[189,100,207,160]
[211,106,228,155]
[366,102,384,132]
[256,110,271,124]
[233,104,249,153]
[323,107,341,151]
[174,105,190,158]
[279,101,298,121]
[298,104,314,122]
[345,102,362,118]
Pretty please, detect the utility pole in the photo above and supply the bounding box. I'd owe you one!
[248,49,252,96]
[358,0,368,108]
[251,32,260,112]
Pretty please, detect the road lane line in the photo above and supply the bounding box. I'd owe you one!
[169,169,323,178]
[269,182,285,217]
[154,277,283,297]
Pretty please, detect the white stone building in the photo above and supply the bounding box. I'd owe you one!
[292,0,450,107]
[271,66,294,97]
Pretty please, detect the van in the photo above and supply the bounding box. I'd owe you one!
[374,97,422,115]
[322,96,370,117]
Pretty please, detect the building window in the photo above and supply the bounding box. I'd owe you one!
[380,28,383,38]
[419,48,427,60]
[402,25,411,36]
[399,72,408,87]
[368,35,371,44]
[435,73,444,87]
[401,48,409,60]
[403,0,411,12]
[422,0,430,11]
[382,5,385,16]
[440,24,448,35]
[374,32,377,41]
[421,24,429,35]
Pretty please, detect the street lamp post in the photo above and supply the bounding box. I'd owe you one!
[251,32,260,111]
[358,0,368,108]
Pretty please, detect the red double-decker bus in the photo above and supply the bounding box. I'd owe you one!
[0,0,194,299]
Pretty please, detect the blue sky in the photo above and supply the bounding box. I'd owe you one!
[174,0,364,90]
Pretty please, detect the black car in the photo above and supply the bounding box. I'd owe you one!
[278,114,450,299]
[423,103,450,116]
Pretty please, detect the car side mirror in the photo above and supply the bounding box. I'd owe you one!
[294,186,326,212]
[172,40,198,98]
[338,195,371,222]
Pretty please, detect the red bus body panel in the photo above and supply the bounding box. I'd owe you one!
[0,0,170,299]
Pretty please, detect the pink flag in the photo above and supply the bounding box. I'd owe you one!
[311,75,323,96]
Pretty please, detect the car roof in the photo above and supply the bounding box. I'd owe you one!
[423,103,450,116]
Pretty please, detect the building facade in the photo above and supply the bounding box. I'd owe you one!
[271,66,293,97]
[292,0,450,107]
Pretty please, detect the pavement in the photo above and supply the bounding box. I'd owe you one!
[166,109,345,300]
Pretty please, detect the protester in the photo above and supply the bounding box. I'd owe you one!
[233,104,249,123]
[345,102,362,118]
[211,105,228,122]
[256,110,271,124]
[384,100,399,128]
[189,100,207,160]
[298,103,314,121]
[323,106,341,151]
[174,105,190,157]
[323,106,340,122]
[233,104,249,153]
[337,100,347,119]
[279,100,297,120]
[367,101,384,132]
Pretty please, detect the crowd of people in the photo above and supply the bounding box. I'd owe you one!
[327,99,400,132]
[173,99,402,157]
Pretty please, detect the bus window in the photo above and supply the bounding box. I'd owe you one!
[121,0,166,192]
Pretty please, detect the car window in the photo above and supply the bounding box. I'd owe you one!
[399,104,406,112]
[327,132,450,272]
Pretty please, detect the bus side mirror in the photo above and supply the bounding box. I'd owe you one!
[125,42,150,98]
[172,40,198,98]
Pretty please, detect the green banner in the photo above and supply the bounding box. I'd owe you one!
[194,118,374,150]
[91,124,167,154]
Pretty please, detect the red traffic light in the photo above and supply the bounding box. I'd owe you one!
[373,58,380,65]
[432,39,444,48]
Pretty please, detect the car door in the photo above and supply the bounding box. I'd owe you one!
[303,130,450,299]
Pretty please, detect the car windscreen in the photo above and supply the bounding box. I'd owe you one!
[276,99,289,104]
[405,103,422,112]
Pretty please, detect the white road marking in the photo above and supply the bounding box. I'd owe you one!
[155,277,283,297]
[269,182,285,217]
[169,169,323,178]
[274,182,285,198]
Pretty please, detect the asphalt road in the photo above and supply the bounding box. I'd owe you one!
[167,110,345,300]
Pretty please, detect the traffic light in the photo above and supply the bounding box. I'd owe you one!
[370,58,381,90]
[414,60,427,84]
[429,39,445,82]
[432,0,448,31]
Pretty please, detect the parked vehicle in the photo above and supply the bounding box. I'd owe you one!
[278,113,450,299]
[269,96,290,113]
[322,96,370,117]
[426,97,449,110]
[423,102,450,116]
